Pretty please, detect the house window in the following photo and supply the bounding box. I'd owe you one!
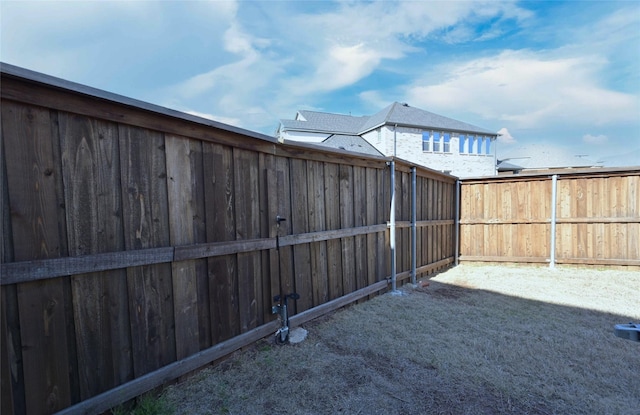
[477,137,484,154]
[422,131,431,151]
[485,137,491,155]
[443,133,451,153]
[468,135,475,153]
[459,135,466,153]
[433,132,441,152]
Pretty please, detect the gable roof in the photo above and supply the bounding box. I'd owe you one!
[280,110,368,134]
[361,102,496,135]
[280,102,497,137]
[321,134,383,156]
[496,160,524,172]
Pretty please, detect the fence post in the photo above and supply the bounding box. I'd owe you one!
[549,174,558,268]
[455,179,460,266]
[411,166,417,285]
[390,160,397,292]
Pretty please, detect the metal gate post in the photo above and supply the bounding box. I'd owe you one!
[411,166,417,285]
[455,179,460,266]
[550,174,558,268]
[390,159,397,292]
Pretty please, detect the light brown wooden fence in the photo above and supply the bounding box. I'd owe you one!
[459,169,640,267]
[0,64,456,415]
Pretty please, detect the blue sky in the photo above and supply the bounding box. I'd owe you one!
[2,0,639,166]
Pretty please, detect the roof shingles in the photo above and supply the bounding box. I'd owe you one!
[281,102,496,136]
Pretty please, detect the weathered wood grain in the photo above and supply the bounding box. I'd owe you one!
[365,168,378,289]
[307,160,329,306]
[234,148,263,331]
[290,158,312,313]
[3,101,74,413]
[339,164,356,295]
[459,173,639,265]
[273,157,294,307]
[203,143,238,343]
[324,163,343,300]
[119,124,176,377]
[166,135,201,359]
[59,112,133,400]
[353,166,368,294]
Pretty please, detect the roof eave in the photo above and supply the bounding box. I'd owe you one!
[360,121,497,137]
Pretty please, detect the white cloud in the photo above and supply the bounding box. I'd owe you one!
[405,50,638,129]
[0,1,240,88]
[184,110,240,127]
[497,128,516,144]
[160,0,531,132]
[582,134,608,144]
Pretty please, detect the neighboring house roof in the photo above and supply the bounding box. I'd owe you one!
[360,102,496,136]
[321,134,383,156]
[280,111,368,134]
[280,102,497,137]
[597,149,640,168]
[496,160,523,172]
[499,144,600,170]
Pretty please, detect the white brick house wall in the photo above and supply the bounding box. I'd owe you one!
[279,104,498,178]
[364,126,496,178]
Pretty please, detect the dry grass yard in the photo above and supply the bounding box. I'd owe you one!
[162,264,640,415]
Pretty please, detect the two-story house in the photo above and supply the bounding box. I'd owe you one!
[278,102,498,177]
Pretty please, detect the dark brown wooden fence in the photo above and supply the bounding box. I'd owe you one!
[459,169,640,267]
[0,64,456,415]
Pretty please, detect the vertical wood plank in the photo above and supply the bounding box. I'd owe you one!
[119,125,175,377]
[233,148,263,331]
[203,143,238,343]
[3,102,73,413]
[401,170,410,274]
[307,160,329,306]
[165,135,200,359]
[188,140,211,350]
[325,162,345,297]
[437,180,444,261]
[1,288,15,415]
[365,168,378,288]
[289,158,312,313]
[266,155,290,319]
[275,157,295,305]
[628,176,639,260]
[628,223,639,261]
[1,117,25,415]
[59,113,133,400]
[259,153,275,326]
[353,166,368,294]
[377,166,388,281]
[339,164,356,295]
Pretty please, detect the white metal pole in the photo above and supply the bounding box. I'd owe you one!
[550,174,558,268]
[455,179,460,266]
[390,160,397,292]
[390,125,398,292]
[411,166,417,285]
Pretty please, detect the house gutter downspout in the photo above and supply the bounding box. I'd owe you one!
[549,174,558,268]
[390,124,398,292]
[410,166,417,285]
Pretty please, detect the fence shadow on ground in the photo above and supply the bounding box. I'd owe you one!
[162,279,640,415]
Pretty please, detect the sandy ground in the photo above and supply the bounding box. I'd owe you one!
[429,263,640,319]
[161,264,640,415]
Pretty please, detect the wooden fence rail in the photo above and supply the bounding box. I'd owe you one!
[0,64,456,415]
[459,169,640,267]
